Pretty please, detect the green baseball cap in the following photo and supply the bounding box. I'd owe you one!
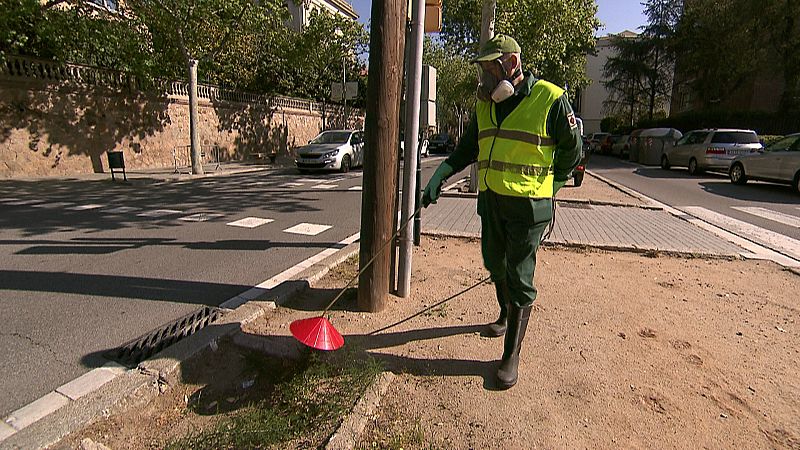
[472,34,521,62]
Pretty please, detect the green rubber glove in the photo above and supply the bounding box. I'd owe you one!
[553,180,567,196]
[422,162,455,207]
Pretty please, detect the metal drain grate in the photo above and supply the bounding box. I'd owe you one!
[106,306,224,366]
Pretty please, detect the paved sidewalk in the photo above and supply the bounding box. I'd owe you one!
[422,183,745,257]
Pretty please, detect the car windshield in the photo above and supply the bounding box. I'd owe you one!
[310,131,351,144]
[431,134,447,141]
[711,132,759,144]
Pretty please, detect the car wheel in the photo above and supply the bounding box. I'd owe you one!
[660,155,670,170]
[793,171,800,194]
[688,158,701,175]
[729,163,747,185]
[340,154,351,173]
[573,171,584,187]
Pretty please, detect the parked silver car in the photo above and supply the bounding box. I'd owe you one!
[660,128,762,175]
[729,133,800,193]
[295,130,365,173]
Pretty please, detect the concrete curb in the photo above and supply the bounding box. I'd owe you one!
[326,372,395,450]
[441,173,661,210]
[0,241,361,450]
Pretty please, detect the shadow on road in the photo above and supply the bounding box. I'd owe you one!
[698,181,800,204]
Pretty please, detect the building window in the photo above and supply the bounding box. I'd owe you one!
[86,0,118,12]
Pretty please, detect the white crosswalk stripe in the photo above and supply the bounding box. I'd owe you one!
[226,217,274,228]
[283,223,331,236]
[280,182,304,187]
[137,209,182,217]
[311,184,336,189]
[683,206,800,260]
[33,202,72,209]
[69,204,104,211]
[348,186,362,191]
[731,206,800,228]
[179,213,224,222]
[104,206,139,214]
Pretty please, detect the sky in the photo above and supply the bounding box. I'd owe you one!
[348,0,647,36]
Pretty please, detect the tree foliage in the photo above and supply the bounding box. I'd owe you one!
[602,0,681,124]
[673,0,799,111]
[439,0,600,91]
[422,37,475,137]
[0,0,155,74]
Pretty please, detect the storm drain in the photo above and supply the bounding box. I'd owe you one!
[106,306,224,366]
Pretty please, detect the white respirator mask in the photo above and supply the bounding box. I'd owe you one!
[477,59,522,103]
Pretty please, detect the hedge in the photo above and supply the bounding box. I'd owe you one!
[635,110,800,136]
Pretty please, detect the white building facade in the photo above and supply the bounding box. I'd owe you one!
[286,0,358,31]
[575,31,637,135]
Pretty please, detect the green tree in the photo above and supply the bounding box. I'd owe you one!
[422,37,475,137]
[602,34,649,126]
[673,0,760,109]
[747,0,800,110]
[280,10,368,102]
[439,0,600,91]
[0,0,155,74]
[602,0,681,122]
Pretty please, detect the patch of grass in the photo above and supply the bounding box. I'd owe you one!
[359,417,437,449]
[167,351,382,450]
[423,304,448,318]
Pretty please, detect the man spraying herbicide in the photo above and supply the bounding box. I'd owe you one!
[422,34,582,389]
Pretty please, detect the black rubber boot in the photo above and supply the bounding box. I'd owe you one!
[496,304,532,389]
[484,280,509,337]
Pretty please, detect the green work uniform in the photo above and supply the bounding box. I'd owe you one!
[444,73,582,308]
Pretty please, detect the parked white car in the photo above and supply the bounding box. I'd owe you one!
[729,133,800,193]
[661,128,762,175]
[295,130,364,173]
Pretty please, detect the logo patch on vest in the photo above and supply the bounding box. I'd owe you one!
[567,112,577,129]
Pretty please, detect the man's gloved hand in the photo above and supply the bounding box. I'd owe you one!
[422,162,455,207]
[553,180,567,196]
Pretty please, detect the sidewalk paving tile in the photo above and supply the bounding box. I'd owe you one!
[423,197,744,256]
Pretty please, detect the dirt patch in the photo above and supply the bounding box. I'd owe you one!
[243,237,799,449]
[56,338,380,450]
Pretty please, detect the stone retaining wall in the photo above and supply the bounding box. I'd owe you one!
[0,57,362,178]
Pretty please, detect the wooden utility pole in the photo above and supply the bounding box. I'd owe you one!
[358,0,406,312]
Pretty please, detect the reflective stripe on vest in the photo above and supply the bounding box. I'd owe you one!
[476,79,564,198]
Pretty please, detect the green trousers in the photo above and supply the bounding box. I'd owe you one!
[478,190,553,308]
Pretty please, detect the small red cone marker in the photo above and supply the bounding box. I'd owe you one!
[290,316,344,351]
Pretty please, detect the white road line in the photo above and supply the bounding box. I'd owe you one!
[4,199,44,206]
[348,186,362,191]
[280,182,304,187]
[179,213,224,222]
[33,202,72,209]
[283,223,332,236]
[226,217,274,228]
[312,184,336,189]
[69,204,104,211]
[137,209,182,217]
[105,206,139,214]
[683,206,800,260]
[731,206,800,228]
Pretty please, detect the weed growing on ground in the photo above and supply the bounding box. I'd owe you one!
[166,349,382,449]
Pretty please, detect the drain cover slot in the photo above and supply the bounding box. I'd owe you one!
[107,306,223,366]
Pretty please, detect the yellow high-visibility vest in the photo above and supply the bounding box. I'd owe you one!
[476,80,563,198]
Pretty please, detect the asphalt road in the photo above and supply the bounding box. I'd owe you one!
[588,154,800,254]
[0,157,445,417]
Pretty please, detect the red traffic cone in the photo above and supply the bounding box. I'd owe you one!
[290,316,344,351]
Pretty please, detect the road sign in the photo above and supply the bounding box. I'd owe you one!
[331,82,358,100]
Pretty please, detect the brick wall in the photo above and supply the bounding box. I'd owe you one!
[0,57,362,178]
